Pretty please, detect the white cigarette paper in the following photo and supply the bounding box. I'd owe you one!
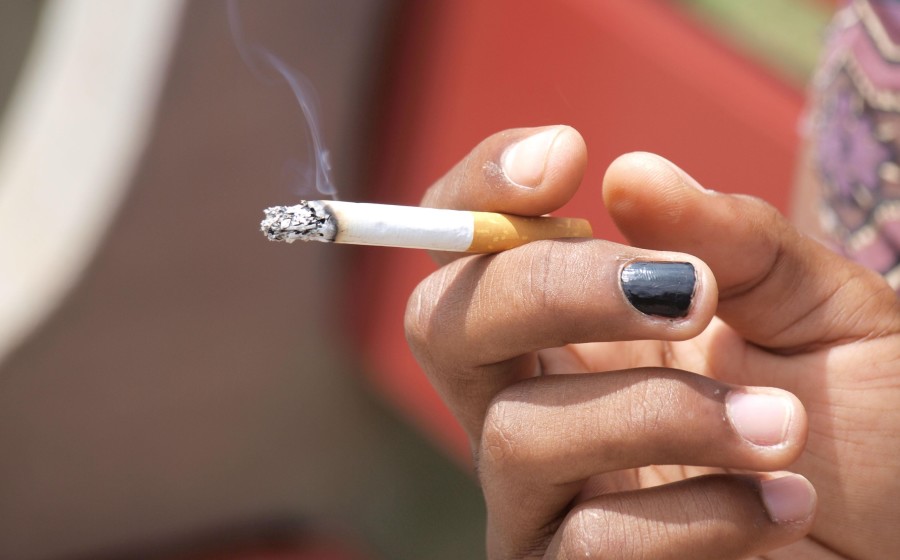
[260,200,592,252]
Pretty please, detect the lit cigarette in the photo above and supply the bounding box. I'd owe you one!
[260,200,592,252]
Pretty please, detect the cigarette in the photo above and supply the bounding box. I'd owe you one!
[260,200,592,252]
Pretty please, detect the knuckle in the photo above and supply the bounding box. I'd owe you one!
[479,396,524,476]
[403,281,434,355]
[628,373,684,431]
[626,377,666,435]
[560,499,681,560]
[404,266,457,362]
[478,385,545,479]
[720,194,795,300]
[559,506,623,559]
[515,241,593,319]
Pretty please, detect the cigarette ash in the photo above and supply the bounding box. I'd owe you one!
[260,201,336,243]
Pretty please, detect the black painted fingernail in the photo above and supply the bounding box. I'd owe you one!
[620,262,696,318]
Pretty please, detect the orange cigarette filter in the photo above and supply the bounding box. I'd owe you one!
[469,212,592,252]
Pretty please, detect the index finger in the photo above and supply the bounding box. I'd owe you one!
[603,152,900,351]
[421,126,588,265]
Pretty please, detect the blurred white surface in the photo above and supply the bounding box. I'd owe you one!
[0,0,184,366]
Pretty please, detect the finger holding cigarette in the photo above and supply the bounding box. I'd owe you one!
[261,126,590,253]
[260,200,592,253]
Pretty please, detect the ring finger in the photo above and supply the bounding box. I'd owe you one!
[477,370,810,558]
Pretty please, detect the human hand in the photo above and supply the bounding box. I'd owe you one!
[404,126,900,559]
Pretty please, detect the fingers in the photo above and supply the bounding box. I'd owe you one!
[544,474,816,560]
[478,370,809,558]
[603,152,900,351]
[405,240,718,441]
[421,125,588,265]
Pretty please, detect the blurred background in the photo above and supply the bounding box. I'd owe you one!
[0,1,836,558]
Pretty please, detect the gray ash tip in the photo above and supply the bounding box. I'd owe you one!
[260,201,335,243]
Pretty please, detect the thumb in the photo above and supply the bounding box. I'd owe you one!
[602,152,899,351]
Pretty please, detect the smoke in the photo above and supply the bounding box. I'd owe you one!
[227,0,338,199]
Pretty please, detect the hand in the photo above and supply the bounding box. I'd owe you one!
[404,126,900,559]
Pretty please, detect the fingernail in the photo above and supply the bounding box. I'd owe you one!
[726,391,793,447]
[620,261,695,318]
[501,127,562,188]
[760,474,816,523]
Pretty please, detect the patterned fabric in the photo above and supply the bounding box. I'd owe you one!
[811,0,900,291]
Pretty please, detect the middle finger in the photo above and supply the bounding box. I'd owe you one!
[405,239,718,443]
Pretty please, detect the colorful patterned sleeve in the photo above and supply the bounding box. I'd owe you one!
[808,0,900,291]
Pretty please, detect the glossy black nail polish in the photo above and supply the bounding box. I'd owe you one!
[620,262,696,318]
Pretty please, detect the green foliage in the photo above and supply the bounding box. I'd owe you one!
[675,0,834,85]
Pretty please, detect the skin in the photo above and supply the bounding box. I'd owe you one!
[404,126,900,559]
